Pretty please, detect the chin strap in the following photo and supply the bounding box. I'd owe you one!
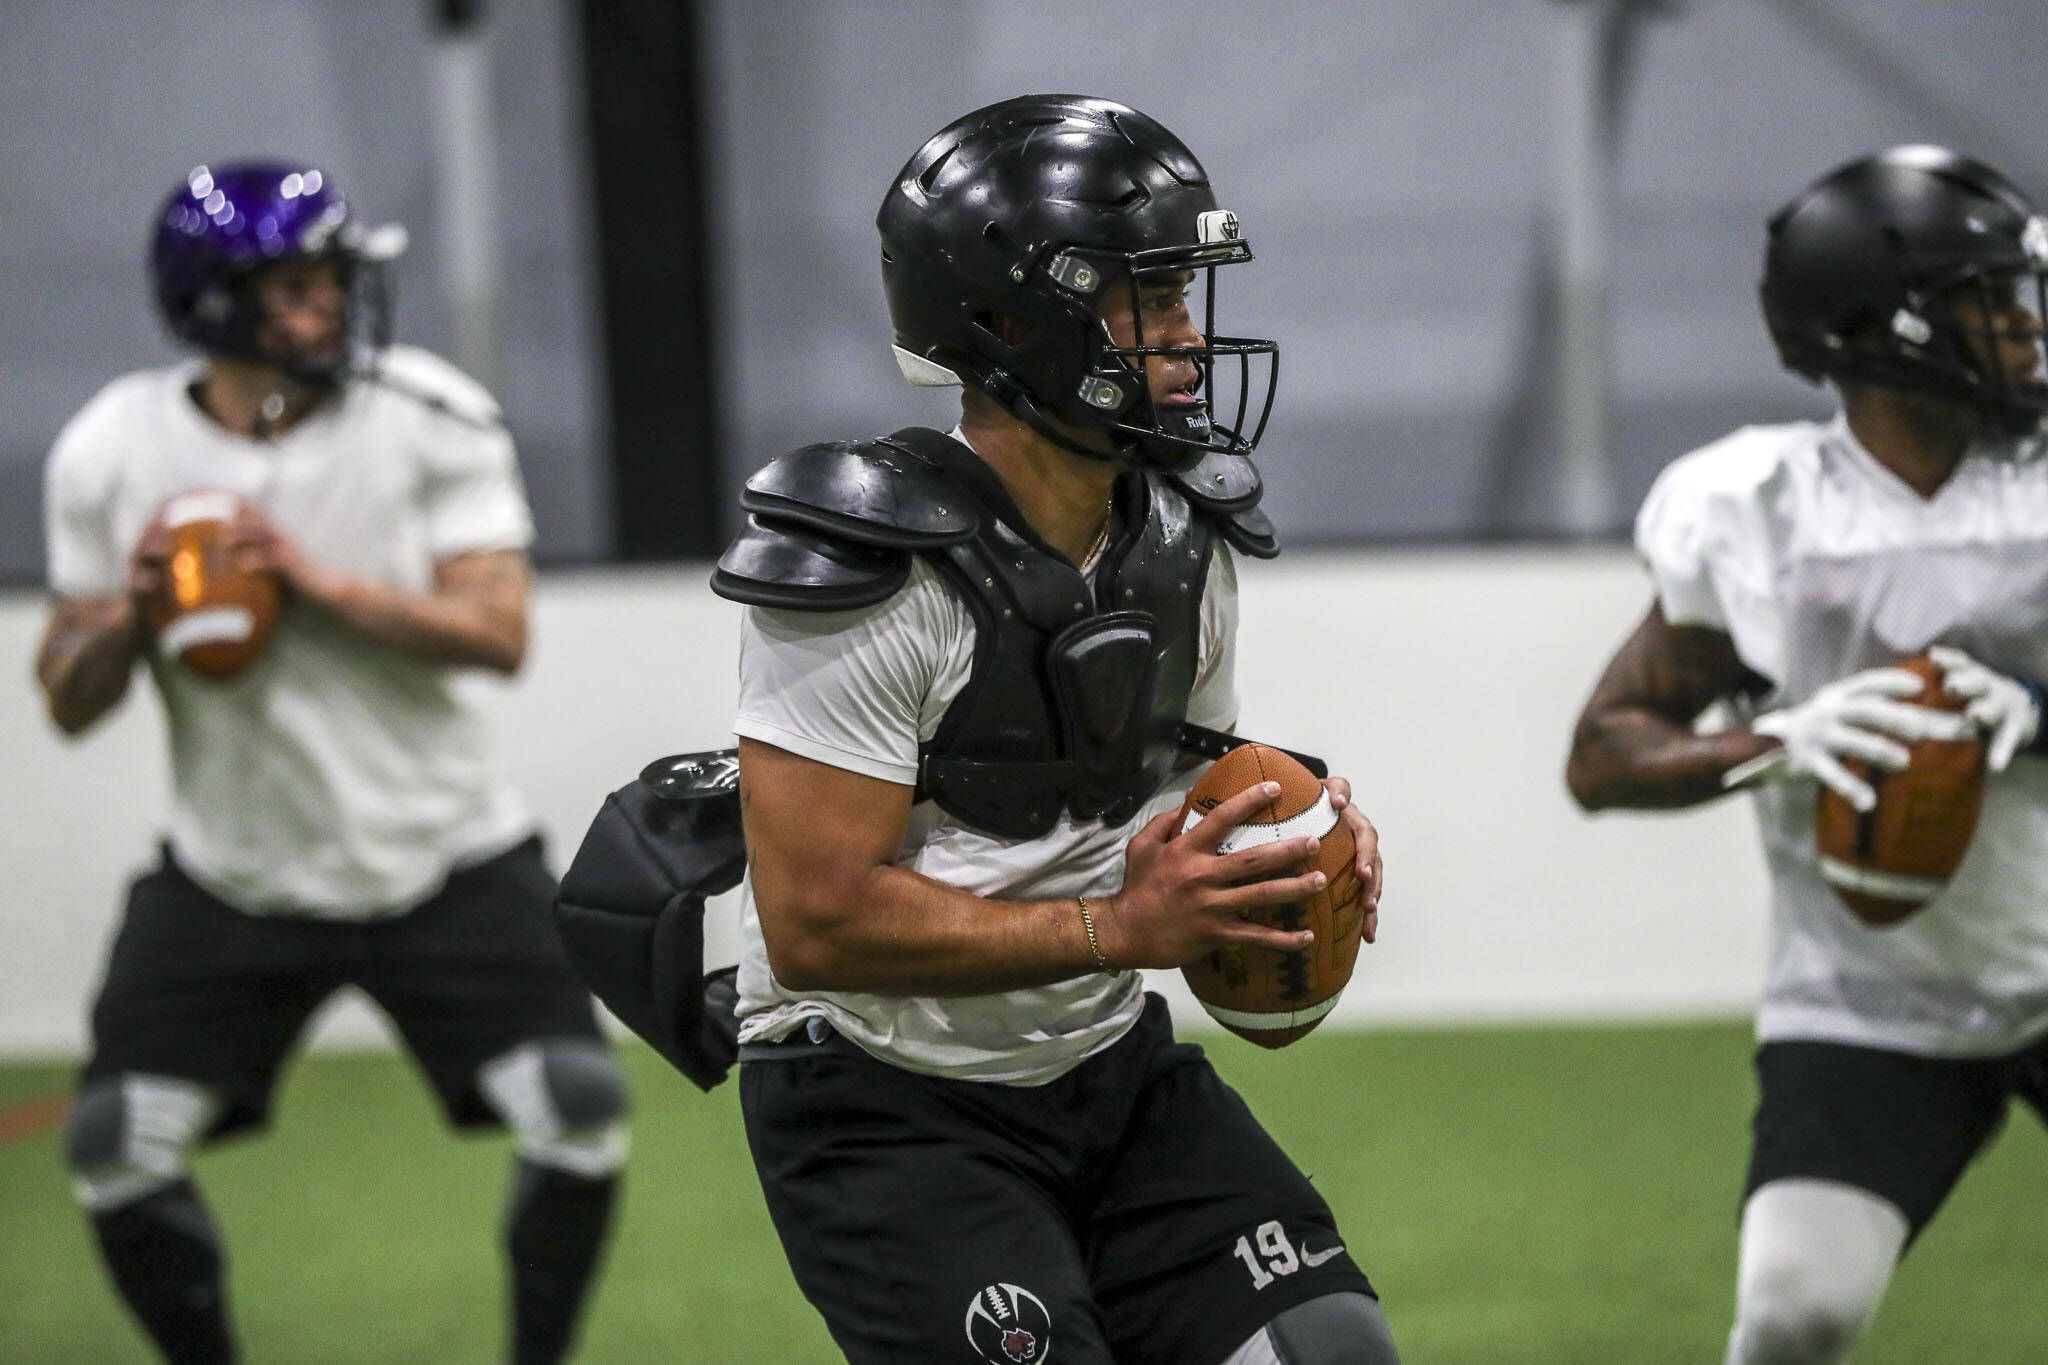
[981,370,1132,463]
[979,368,1218,472]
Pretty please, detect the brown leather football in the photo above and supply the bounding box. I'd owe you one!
[141,491,280,681]
[1177,743,1364,1048]
[1814,655,1986,927]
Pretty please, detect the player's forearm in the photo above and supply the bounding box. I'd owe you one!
[1568,607,1778,811]
[1566,707,1779,812]
[758,863,1104,997]
[36,599,144,735]
[312,574,526,673]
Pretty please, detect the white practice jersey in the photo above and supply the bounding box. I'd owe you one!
[733,539,1240,1087]
[1637,414,2048,1057]
[44,346,536,918]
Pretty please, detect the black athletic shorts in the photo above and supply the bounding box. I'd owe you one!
[82,837,604,1137]
[741,993,1374,1365]
[1745,1034,2048,1240]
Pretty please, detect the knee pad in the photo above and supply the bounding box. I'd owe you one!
[1222,1292,1401,1365]
[65,1075,219,1212]
[1729,1290,1867,1365]
[478,1039,630,1178]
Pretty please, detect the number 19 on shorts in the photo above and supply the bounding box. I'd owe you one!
[1232,1221,1300,1289]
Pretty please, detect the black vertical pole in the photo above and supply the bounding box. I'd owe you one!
[578,0,723,559]
[430,0,486,33]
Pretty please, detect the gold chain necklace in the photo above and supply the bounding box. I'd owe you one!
[1078,493,1114,575]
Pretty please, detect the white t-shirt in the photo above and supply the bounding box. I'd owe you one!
[1636,415,2048,1057]
[43,347,535,917]
[733,514,1241,1086]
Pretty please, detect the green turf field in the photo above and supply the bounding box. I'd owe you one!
[4,1021,2044,1362]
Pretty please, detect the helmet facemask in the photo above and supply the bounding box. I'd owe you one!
[944,228,1277,472]
[1925,265,2048,436]
[1805,264,2048,442]
[1095,236,1279,466]
[228,245,395,387]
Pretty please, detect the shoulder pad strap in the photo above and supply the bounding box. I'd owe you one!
[740,436,980,549]
[1167,453,1279,559]
[356,365,505,432]
[711,516,912,610]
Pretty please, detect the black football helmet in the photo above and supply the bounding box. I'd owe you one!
[1761,145,2048,433]
[877,94,1277,470]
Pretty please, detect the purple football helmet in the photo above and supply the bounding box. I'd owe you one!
[150,161,406,376]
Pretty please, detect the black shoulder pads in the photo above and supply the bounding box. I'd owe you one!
[1171,451,1279,559]
[713,436,984,609]
[1213,502,1280,559]
[741,437,981,548]
[1172,449,1265,512]
[712,516,913,610]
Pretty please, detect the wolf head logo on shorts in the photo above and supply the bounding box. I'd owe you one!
[965,1282,1051,1363]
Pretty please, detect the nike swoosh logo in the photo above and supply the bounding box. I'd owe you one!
[1300,1243,1346,1268]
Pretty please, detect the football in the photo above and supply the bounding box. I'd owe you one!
[1813,654,1987,927]
[1177,743,1365,1048]
[141,491,280,681]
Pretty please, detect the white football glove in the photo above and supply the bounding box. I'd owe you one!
[1929,646,2044,772]
[1722,666,1976,812]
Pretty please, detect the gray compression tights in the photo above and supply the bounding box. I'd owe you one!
[1221,1292,1402,1365]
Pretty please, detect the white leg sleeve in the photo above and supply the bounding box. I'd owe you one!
[1724,1178,1910,1365]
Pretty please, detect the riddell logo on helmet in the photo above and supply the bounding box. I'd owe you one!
[965,1283,1051,1363]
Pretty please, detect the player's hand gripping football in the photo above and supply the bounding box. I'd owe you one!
[1099,779,1379,970]
[1723,665,1976,812]
[1321,775,1383,945]
[220,503,345,607]
[125,509,176,618]
[1929,646,2043,772]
